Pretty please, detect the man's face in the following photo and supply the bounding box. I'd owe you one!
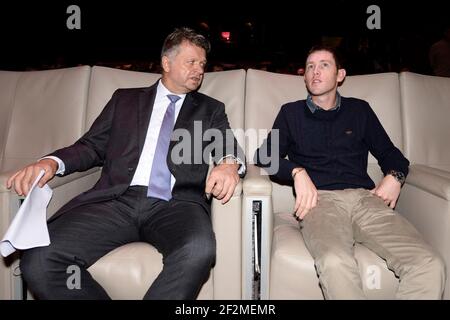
[304,50,345,97]
[161,41,207,94]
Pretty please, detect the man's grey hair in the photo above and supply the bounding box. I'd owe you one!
[161,27,211,59]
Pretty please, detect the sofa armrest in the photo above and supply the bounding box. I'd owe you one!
[1,168,101,218]
[405,164,450,201]
[1,168,101,299]
[243,165,272,196]
[396,164,450,298]
[241,165,274,299]
[211,179,242,299]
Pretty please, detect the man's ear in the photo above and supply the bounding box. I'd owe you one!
[161,56,170,73]
[337,68,346,83]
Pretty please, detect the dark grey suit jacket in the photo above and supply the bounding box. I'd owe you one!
[49,80,243,220]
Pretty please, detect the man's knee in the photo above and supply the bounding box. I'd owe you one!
[20,247,44,281]
[190,233,216,267]
[20,247,55,296]
[175,233,216,271]
[315,250,355,273]
[424,253,446,282]
[20,244,71,284]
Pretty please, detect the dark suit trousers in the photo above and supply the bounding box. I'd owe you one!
[20,186,216,300]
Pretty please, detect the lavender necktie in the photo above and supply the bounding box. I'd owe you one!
[147,94,181,200]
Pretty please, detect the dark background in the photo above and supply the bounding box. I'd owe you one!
[0,0,449,75]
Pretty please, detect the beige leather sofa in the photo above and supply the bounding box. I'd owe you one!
[1,66,449,300]
[0,66,245,300]
[242,69,450,299]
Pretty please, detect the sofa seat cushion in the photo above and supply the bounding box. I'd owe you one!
[270,212,398,299]
[87,242,213,299]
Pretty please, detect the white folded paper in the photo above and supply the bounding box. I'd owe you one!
[1,170,52,257]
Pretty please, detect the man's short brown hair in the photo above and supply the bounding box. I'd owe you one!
[306,45,344,70]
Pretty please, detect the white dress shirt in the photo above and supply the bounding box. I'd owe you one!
[130,81,185,189]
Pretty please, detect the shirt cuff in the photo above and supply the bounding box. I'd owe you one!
[39,156,65,175]
[217,154,246,176]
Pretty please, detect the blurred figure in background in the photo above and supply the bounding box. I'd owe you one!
[429,26,450,77]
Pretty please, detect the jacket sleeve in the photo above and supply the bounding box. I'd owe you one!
[254,104,299,182]
[49,90,119,176]
[209,101,246,176]
[363,102,410,176]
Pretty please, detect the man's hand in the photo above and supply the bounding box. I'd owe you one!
[205,163,240,204]
[293,169,318,220]
[370,174,401,208]
[6,158,58,196]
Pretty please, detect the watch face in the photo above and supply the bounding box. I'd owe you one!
[389,170,405,184]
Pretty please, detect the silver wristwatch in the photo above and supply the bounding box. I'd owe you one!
[387,170,406,186]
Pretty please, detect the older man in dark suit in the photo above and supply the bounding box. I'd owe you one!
[6,27,245,299]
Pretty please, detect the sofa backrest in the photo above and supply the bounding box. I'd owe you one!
[0,71,21,171]
[245,69,307,214]
[200,69,246,142]
[86,66,161,130]
[340,73,403,182]
[0,66,91,172]
[400,72,450,172]
[245,69,403,214]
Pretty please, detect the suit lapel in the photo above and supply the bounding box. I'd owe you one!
[137,82,158,155]
[170,92,200,150]
[167,92,200,167]
[174,93,199,128]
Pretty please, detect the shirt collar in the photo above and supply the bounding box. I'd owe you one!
[157,80,187,102]
[306,92,341,113]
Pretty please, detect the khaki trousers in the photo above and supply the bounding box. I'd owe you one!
[300,188,445,299]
